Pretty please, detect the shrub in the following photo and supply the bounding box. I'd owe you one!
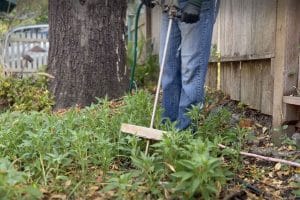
[0,75,54,112]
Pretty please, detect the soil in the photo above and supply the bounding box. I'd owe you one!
[204,89,299,200]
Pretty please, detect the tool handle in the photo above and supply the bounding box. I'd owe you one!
[145,18,173,155]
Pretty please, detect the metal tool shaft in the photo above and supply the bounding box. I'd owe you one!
[146,18,173,155]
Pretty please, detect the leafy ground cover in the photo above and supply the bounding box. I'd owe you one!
[0,77,299,199]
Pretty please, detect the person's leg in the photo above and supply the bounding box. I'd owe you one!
[176,0,217,130]
[160,12,182,123]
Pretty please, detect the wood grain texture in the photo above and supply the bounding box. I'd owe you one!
[220,62,241,101]
[283,96,300,106]
[121,123,164,140]
[272,0,300,127]
[206,63,218,89]
[211,0,277,60]
[241,61,263,110]
[260,60,273,115]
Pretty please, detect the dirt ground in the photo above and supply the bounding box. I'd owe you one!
[205,89,300,200]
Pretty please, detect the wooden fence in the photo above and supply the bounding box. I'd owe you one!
[204,0,278,115]
[147,0,280,116]
[1,26,49,76]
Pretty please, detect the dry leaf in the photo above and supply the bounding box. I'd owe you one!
[288,145,295,151]
[50,194,67,200]
[40,187,49,194]
[164,162,176,172]
[275,163,282,171]
[262,127,268,134]
[255,123,263,128]
[64,180,72,189]
[96,176,103,183]
[239,118,254,128]
[89,186,99,191]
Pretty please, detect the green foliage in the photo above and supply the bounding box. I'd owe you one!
[134,54,159,89]
[292,181,300,198]
[0,158,42,200]
[0,76,54,112]
[0,104,119,196]
[187,105,248,172]
[127,36,159,90]
[0,90,247,198]
[156,135,230,199]
[121,90,161,126]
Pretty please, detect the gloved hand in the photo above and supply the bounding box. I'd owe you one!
[181,2,201,23]
[141,0,156,8]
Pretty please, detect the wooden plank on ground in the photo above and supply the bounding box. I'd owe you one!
[260,59,273,115]
[241,61,262,110]
[120,123,164,141]
[220,62,241,101]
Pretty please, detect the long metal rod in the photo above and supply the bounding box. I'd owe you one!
[145,18,173,154]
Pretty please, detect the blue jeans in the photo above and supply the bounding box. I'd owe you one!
[160,0,218,130]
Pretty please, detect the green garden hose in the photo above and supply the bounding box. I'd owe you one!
[129,3,144,92]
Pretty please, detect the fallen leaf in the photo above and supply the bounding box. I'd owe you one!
[262,127,268,134]
[50,194,67,200]
[40,187,49,194]
[288,145,296,151]
[164,163,176,172]
[268,172,274,178]
[255,123,263,128]
[239,118,254,128]
[87,186,100,197]
[96,176,103,183]
[275,163,282,171]
[64,180,72,189]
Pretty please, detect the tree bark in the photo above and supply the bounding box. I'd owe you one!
[47,0,128,110]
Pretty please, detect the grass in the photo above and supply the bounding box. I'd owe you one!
[0,90,247,199]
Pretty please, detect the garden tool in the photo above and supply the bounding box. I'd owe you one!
[121,4,180,155]
[129,0,179,91]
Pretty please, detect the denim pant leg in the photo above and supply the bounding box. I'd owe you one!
[160,13,182,122]
[176,0,217,130]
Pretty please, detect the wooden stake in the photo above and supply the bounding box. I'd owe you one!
[218,144,300,168]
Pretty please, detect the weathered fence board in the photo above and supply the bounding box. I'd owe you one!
[261,60,273,115]
[206,59,273,115]
[212,0,277,60]
[240,61,263,111]
[220,62,241,101]
[206,63,218,89]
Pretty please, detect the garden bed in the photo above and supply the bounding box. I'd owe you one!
[0,85,299,199]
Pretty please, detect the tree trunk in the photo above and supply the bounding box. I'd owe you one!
[47,0,128,110]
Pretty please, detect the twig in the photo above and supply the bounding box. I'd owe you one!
[235,177,262,196]
[218,144,300,168]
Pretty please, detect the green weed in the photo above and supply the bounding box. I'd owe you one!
[0,90,247,198]
[0,158,42,200]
